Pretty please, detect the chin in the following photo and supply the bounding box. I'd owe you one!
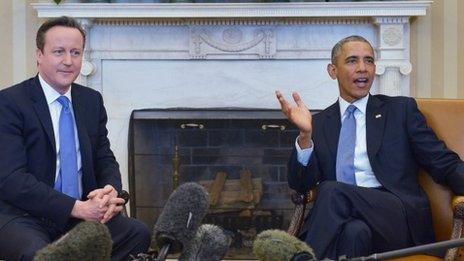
[60,78,77,87]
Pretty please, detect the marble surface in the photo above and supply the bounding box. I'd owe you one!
[31,1,430,199]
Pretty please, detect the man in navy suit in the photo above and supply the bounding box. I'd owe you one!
[276,35,464,259]
[0,16,150,260]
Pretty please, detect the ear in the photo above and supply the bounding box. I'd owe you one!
[36,49,43,65]
[327,63,337,80]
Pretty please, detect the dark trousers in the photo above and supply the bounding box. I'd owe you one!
[0,214,151,261]
[301,181,413,260]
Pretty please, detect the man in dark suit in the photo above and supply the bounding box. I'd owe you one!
[276,35,464,259]
[0,16,150,260]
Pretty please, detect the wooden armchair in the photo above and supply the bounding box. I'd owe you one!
[287,99,464,261]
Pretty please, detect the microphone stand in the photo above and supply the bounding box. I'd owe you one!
[154,234,181,261]
[155,244,171,261]
[346,237,464,261]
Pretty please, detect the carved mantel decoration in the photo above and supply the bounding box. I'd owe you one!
[32,1,432,193]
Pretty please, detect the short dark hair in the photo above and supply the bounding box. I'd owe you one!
[36,16,86,52]
[331,35,375,64]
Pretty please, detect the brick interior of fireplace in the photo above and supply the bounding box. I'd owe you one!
[129,109,300,259]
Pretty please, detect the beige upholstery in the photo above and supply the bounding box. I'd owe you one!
[288,99,464,260]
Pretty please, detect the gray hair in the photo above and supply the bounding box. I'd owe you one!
[331,35,375,64]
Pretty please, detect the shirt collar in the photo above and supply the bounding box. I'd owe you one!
[338,93,369,116]
[38,74,72,105]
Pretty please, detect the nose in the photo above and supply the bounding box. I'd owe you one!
[62,53,72,65]
[357,61,367,72]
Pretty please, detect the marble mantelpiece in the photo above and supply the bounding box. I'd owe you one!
[32,1,432,196]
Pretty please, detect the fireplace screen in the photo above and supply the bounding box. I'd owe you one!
[129,109,301,259]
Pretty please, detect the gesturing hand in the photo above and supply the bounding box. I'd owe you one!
[276,90,313,149]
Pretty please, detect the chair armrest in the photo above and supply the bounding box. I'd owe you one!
[118,190,130,217]
[287,190,316,237]
[452,196,464,219]
[119,190,130,205]
[444,196,464,261]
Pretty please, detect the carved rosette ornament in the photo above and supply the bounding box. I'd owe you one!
[189,26,276,59]
[382,25,402,47]
[223,28,243,44]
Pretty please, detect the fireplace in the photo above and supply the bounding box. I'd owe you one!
[32,2,431,258]
[32,2,430,202]
[129,108,303,258]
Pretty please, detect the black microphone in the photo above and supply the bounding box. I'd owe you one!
[152,182,210,261]
[347,237,464,261]
[178,224,232,261]
[34,221,112,261]
[253,229,317,261]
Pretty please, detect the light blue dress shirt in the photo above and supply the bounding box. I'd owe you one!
[295,94,382,187]
[39,74,83,198]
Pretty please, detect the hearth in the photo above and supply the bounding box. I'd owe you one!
[129,108,303,259]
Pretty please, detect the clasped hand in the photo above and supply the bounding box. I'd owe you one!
[71,185,125,223]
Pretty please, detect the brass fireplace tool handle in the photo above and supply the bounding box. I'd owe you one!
[180,123,204,129]
[172,145,180,190]
[261,124,286,131]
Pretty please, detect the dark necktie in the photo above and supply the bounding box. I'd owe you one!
[54,96,79,198]
[336,104,357,185]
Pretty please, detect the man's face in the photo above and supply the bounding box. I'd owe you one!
[327,41,375,103]
[36,26,84,94]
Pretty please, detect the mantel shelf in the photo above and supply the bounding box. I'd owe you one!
[32,1,431,19]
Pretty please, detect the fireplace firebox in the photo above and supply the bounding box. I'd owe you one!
[129,108,308,259]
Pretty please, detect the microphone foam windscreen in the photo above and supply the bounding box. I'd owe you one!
[34,221,112,261]
[153,182,210,253]
[178,224,232,261]
[253,229,315,261]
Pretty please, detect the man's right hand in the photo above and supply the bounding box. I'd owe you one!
[275,90,313,149]
[71,197,108,222]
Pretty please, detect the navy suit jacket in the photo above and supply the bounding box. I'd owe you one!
[0,76,121,232]
[288,94,464,245]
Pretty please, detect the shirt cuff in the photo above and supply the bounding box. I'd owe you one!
[295,137,313,167]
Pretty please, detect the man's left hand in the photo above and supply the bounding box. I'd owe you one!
[87,185,125,223]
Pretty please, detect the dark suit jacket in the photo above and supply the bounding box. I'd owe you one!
[288,94,464,245]
[0,76,121,232]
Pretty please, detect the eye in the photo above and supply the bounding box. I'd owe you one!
[365,58,375,64]
[53,49,64,55]
[71,50,82,57]
[347,58,357,64]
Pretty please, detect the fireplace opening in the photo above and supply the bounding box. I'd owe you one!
[129,108,304,259]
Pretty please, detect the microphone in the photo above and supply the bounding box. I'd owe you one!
[253,229,316,261]
[34,221,112,261]
[153,182,210,261]
[347,237,464,261]
[178,224,232,261]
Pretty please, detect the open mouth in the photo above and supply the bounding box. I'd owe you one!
[354,77,369,86]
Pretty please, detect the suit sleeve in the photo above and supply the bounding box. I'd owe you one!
[94,93,122,193]
[287,146,320,194]
[0,91,75,230]
[406,98,464,194]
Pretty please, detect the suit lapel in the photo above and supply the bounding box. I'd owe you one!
[71,86,91,176]
[366,95,387,160]
[323,101,341,160]
[29,76,56,153]
[72,86,95,195]
[71,85,87,141]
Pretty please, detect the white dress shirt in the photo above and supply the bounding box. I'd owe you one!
[39,74,83,197]
[296,94,382,187]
